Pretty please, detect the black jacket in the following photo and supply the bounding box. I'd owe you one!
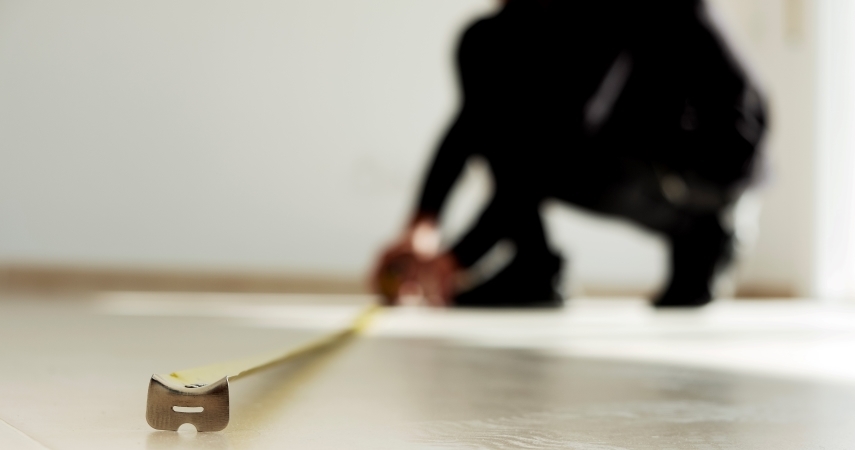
[416,0,766,217]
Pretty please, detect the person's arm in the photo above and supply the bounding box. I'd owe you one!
[399,17,490,271]
[378,101,476,305]
[412,19,489,223]
[413,110,476,223]
[372,22,494,306]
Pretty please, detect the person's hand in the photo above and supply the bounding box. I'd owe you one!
[417,252,459,306]
[371,217,459,306]
[372,241,417,305]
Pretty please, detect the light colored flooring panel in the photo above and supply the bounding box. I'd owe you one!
[2,292,855,449]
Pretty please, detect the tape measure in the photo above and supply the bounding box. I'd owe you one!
[145,304,379,431]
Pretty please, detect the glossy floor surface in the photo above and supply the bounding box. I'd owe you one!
[2,292,855,449]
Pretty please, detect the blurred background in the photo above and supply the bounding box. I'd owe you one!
[0,0,852,300]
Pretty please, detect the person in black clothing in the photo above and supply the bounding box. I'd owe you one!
[373,0,766,307]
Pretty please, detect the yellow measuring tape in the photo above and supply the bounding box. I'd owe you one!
[146,304,379,432]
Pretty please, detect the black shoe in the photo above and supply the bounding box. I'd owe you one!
[454,251,564,308]
[653,283,713,308]
[654,215,732,308]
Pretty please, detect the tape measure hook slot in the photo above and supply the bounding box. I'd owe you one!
[146,374,230,432]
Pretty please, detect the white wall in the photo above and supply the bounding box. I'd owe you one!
[815,0,855,299]
[710,0,817,296]
[0,0,819,296]
[0,0,495,275]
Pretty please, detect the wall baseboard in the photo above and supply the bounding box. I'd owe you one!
[0,264,367,295]
[581,286,796,299]
[0,264,795,298]
[729,284,797,299]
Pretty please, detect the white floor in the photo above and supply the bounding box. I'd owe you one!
[2,292,855,449]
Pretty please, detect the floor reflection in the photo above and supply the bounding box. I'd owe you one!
[222,336,855,449]
[146,428,231,450]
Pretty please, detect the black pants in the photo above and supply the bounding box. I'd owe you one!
[452,157,733,306]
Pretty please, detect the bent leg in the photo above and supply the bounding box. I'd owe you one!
[553,159,735,307]
[451,192,563,307]
[655,214,732,307]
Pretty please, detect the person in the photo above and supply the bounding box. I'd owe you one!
[373,0,767,308]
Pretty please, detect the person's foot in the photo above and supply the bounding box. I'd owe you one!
[653,215,731,308]
[653,283,713,308]
[454,250,564,308]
